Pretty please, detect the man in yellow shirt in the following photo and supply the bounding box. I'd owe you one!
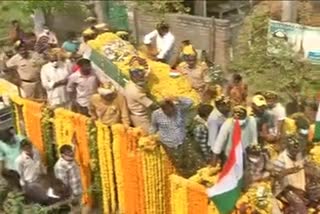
[177,45,209,98]
[124,68,159,133]
[89,84,130,127]
[6,41,45,99]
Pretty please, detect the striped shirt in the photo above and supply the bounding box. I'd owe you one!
[54,157,82,197]
[150,97,193,148]
[192,116,211,161]
[34,35,50,54]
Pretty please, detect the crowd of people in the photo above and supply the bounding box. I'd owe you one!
[0,127,80,211]
[0,16,319,213]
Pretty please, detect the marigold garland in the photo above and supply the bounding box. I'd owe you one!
[187,182,208,214]
[170,174,219,214]
[22,99,46,160]
[95,121,117,213]
[111,124,126,213]
[87,121,101,207]
[170,175,189,214]
[10,95,25,135]
[10,95,24,106]
[53,108,75,148]
[41,107,56,169]
[9,99,21,135]
[235,182,273,214]
[112,124,175,214]
[140,146,173,214]
[112,124,141,214]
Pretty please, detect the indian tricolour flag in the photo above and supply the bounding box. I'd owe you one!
[314,102,320,141]
[207,120,243,214]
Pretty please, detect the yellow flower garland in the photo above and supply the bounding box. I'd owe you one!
[10,95,25,134]
[236,182,273,214]
[53,108,76,149]
[112,124,175,214]
[22,99,45,159]
[10,95,24,135]
[310,145,320,164]
[111,124,126,213]
[171,170,222,214]
[170,175,189,214]
[96,121,116,213]
[139,145,174,214]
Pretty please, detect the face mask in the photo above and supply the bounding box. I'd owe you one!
[239,119,246,126]
[51,61,58,68]
[248,156,260,163]
[136,81,146,87]
[299,129,309,135]
[63,155,74,162]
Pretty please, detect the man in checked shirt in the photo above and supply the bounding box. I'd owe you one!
[54,144,82,213]
[150,96,193,169]
[191,104,214,163]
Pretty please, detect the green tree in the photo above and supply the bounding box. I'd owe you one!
[20,0,85,27]
[0,1,33,39]
[135,0,190,20]
[230,5,312,100]
[20,1,65,26]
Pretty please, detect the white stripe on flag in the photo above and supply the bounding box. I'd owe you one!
[207,141,243,197]
[316,102,320,121]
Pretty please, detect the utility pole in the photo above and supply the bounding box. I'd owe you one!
[194,0,207,17]
[92,0,107,23]
[281,0,298,23]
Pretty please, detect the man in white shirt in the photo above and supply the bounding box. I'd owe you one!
[41,49,72,109]
[207,96,231,151]
[143,22,175,64]
[211,105,258,166]
[16,139,45,188]
[273,135,307,213]
[263,91,286,137]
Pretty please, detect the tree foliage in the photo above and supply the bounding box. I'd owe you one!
[19,0,86,26]
[0,1,33,38]
[20,0,68,14]
[230,5,312,99]
[135,0,190,20]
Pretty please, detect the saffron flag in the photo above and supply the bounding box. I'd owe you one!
[207,120,243,214]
